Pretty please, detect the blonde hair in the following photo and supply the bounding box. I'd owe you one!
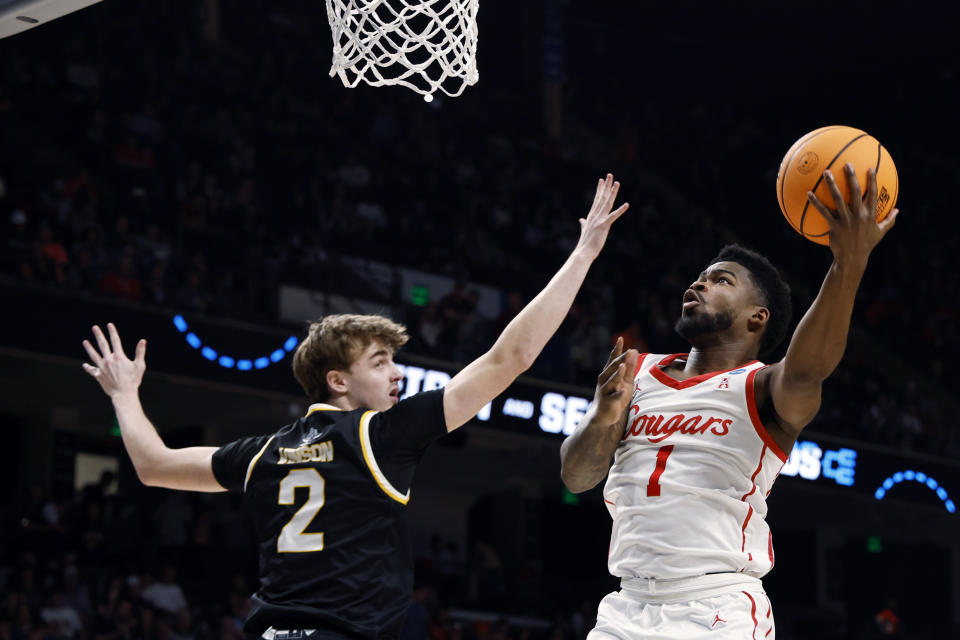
[292,314,409,402]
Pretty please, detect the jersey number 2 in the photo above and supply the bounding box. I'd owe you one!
[277,468,326,553]
[646,445,674,497]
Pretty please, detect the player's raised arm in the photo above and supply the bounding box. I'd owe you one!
[757,164,899,439]
[82,323,225,492]
[442,174,629,431]
[559,337,638,493]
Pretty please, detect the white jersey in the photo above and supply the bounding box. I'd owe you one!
[603,353,788,580]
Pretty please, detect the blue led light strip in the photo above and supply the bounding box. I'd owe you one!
[173,315,299,370]
[873,469,956,514]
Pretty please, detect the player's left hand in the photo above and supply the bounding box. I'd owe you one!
[82,323,147,399]
[806,163,899,266]
[575,173,630,261]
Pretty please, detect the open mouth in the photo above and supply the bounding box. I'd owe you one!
[682,290,702,307]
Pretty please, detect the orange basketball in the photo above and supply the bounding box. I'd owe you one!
[776,125,898,246]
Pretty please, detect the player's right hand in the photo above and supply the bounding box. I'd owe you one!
[592,337,639,428]
[574,173,630,261]
[82,323,147,398]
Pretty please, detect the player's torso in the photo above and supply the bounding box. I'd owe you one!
[603,354,787,580]
[243,405,410,636]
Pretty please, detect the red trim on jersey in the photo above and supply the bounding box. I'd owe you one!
[745,367,788,462]
[649,353,760,390]
[743,591,759,640]
[765,458,787,498]
[764,595,773,637]
[634,353,648,378]
[768,531,775,568]
[740,505,754,552]
[604,499,615,506]
[740,445,767,501]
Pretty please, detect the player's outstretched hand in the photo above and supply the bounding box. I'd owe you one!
[576,173,630,261]
[82,323,147,398]
[806,163,899,266]
[592,337,639,429]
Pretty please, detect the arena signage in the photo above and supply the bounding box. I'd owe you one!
[396,363,588,432]
[780,440,857,487]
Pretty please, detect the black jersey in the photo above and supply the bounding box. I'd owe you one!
[211,389,446,639]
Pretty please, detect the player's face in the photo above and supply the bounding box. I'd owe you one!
[674,261,763,341]
[344,340,403,411]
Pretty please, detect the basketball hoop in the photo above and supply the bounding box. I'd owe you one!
[325,0,479,100]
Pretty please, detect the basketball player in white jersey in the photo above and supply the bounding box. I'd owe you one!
[560,165,899,639]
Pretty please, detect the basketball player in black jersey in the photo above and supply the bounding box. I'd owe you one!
[81,174,629,639]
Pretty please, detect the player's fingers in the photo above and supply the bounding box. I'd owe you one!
[865,167,878,214]
[608,202,630,223]
[806,192,837,225]
[600,363,625,391]
[844,164,864,215]
[878,208,899,234]
[107,323,126,357]
[82,339,103,365]
[590,178,605,211]
[604,336,624,367]
[82,362,99,377]
[92,325,111,357]
[598,353,629,386]
[135,339,147,365]
[603,181,621,212]
[590,175,613,217]
[822,170,848,217]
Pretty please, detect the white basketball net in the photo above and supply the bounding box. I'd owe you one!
[325,0,480,99]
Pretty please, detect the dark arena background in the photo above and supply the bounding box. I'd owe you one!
[1,1,959,639]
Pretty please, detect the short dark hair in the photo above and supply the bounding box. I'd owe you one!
[709,244,792,356]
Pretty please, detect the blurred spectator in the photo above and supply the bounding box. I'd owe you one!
[609,321,647,354]
[99,248,142,301]
[34,223,69,284]
[40,590,84,640]
[141,566,187,617]
[62,566,93,628]
[873,598,900,637]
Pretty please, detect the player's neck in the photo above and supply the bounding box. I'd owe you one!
[673,344,758,380]
[327,396,358,411]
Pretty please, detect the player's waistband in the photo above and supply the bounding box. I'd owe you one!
[620,573,763,602]
[261,628,363,640]
[262,629,317,640]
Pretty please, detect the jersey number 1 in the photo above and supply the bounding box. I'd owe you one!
[277,468,325,553]
[647,445,674,497]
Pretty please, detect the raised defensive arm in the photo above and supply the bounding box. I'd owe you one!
[758,164,899,437]
[442,174,629,431]
[83,323,225,492]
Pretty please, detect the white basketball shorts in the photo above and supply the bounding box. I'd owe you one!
[588,574,774,640]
